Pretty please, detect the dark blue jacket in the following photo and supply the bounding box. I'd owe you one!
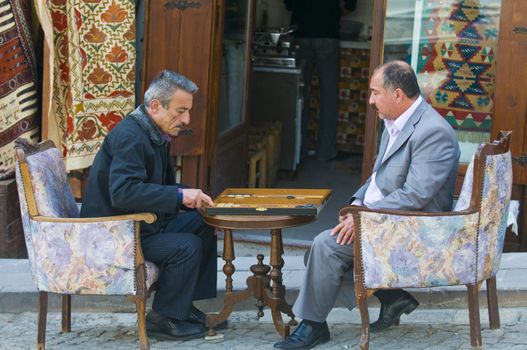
[80,105,181,235]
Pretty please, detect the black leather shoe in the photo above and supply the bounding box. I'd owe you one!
[188,305,229,330]
[146,312,205,340]
[370,293,419,333]
[274,320,330,349]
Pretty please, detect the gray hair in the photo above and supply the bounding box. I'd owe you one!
[144,70,198,108]
[375,60,420,99]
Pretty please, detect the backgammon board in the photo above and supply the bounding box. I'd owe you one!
[205,188,332,216]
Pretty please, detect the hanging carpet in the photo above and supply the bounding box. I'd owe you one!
[415,0,500,133]
[36,0,136,171]
[0,0,39,179]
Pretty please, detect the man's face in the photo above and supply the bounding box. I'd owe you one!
[368,71,396,120]
[150,89,193,137]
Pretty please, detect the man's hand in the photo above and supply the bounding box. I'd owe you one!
[181,189,215,209]
[331,213,355,245]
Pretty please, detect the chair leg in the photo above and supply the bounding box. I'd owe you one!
[486,277,500,329]
[37,292,48,350]
[466,284,482,347]
[61,295,71,333]
[135,298,149,350]
[357,293,370,350]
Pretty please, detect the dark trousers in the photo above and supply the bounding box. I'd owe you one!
[296,37,339,161]
[141,210,217,320]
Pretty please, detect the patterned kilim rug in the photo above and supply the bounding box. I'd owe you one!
[415,0,500,142]
[0,0,39,179]
[36,0,136,171]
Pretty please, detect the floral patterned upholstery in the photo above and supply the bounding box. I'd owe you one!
[26,148,79,218]
[358,151,512,289]
[360,212,479,288]
[477,152,512,280]
[15,148,159,295]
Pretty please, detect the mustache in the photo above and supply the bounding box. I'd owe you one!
[178,127,193,136]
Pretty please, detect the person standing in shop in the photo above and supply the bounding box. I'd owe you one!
[283,0,357,161]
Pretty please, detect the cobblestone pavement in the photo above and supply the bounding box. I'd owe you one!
[1,308,526,350]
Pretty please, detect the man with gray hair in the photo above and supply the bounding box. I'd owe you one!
[81,70,221,340]
[274,61,460,349]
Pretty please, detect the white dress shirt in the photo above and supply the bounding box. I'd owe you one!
[355,96,423,207]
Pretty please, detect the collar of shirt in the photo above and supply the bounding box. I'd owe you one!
[384,95,423,137]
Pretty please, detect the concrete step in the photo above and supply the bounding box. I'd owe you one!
[1,253,526,313]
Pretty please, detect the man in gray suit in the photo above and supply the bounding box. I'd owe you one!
[274,61,460,349]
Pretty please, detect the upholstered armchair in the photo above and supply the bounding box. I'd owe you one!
[340,131,512,350]
[15,140,160,350]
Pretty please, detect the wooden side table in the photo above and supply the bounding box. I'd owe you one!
[204,214,316,339]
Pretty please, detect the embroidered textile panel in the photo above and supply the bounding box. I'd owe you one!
[0,0,39,178]
[415,0,500,132]
[36,0,136,171]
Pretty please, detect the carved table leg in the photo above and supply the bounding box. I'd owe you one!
[261,228,295,338]
[207,228,236,336]
[251,254,271,318]
[276,231,297,326]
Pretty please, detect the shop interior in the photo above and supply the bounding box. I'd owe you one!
[236,0,374,242]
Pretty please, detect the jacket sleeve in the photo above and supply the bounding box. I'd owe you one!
[349,177,371,204]
[369,125,459,211]
[108,134,181,214]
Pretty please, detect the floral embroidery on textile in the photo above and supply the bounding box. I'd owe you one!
[39,0,136,170]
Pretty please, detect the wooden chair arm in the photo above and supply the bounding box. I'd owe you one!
[339,205,477,218]
[31,212,157,224]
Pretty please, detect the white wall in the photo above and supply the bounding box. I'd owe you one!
[255,0,290,31]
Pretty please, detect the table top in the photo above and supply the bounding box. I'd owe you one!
[205,188,332,217]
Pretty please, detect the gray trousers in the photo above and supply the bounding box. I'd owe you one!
[296,38,339,161]
[292,229,356,322]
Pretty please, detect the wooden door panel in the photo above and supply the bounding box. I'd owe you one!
[143,1,213,156]
[174,1,214,156]
[142,4,181,84]
[493,0,527,184]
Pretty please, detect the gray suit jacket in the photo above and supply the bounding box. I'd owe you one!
[353,100,460,212]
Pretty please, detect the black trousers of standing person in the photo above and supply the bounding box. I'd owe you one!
[140,210,217,320]
[296,37,340,162]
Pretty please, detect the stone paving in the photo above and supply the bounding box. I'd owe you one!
[1,307,526,350]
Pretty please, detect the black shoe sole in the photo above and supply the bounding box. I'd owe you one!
[147,329,205,341]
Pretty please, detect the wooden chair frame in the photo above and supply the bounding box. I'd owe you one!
[16,140,157,350]
[340,131,512,350]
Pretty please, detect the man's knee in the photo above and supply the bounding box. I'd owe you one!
[303,229,334,266]
[164,234,203,266]
[312,229,334,249]
[185,210,205,227]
